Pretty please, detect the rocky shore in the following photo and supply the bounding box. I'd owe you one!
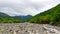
[0,23,60,34]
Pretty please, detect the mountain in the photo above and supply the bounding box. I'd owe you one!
[0,12,32,23]
[0,12,24,23]
[0,12,10,17]
[28,4,60,25]
[13,15,32,21]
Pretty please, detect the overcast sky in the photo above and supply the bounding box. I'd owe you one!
[0,0,60,16]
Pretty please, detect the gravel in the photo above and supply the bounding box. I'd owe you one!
[0,23,60,34]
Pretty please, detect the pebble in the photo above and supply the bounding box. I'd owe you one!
[0,23,59,34]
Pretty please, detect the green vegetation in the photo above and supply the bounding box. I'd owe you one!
[0,17,24,23]
[0,12,24,23]
[28,4,60,26]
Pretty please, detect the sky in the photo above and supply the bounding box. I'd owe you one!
[0,0,60,16]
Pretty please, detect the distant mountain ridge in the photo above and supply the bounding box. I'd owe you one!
[13,15,32,21]
[0,12,10,17]
[0,12,32,22]
[28,4,60,25]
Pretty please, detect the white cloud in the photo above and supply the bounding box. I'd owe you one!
[0,0,60,16]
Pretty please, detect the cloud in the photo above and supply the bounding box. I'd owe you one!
[0,0,60,16]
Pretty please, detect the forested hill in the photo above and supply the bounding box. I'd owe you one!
[0,12,24,23]
[28,4,60,26]
[0,12,32,23]
[0,12,10,17]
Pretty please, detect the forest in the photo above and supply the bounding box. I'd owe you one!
[28,4,60,26]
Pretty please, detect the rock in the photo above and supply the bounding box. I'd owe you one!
[0,23,59,34]
[43,25,60,34]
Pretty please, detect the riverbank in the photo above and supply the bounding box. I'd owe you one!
[0,23,60,34]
